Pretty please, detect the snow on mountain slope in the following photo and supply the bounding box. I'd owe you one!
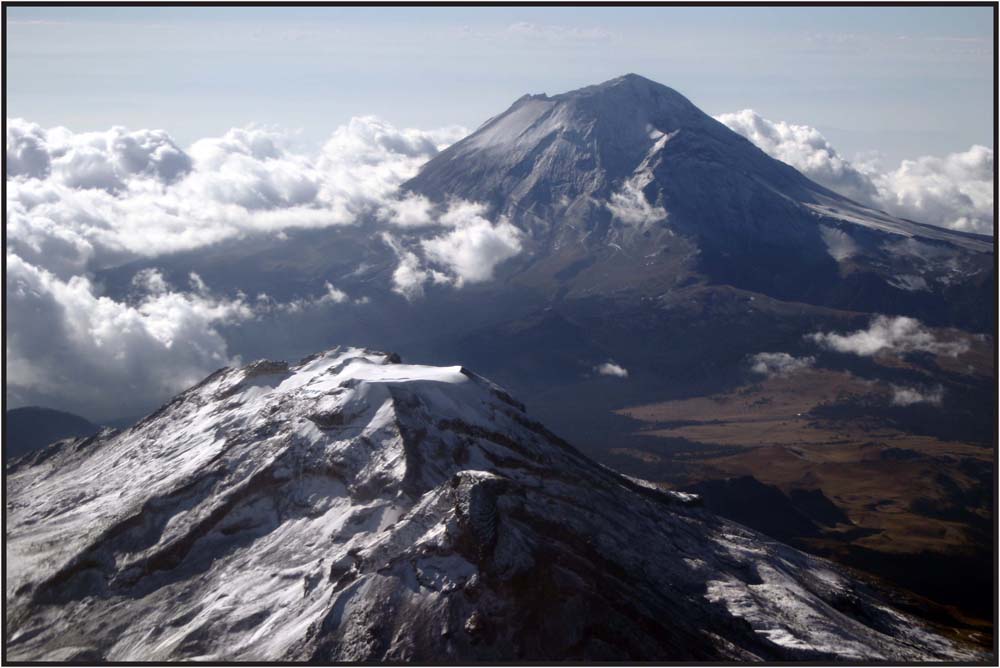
[5,348,977,661]
[401,75,990,328]
[408,74,989,253]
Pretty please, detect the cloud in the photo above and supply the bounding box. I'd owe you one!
[716,110,994,235]
[6,119,192,190]
[6,118,52,178]
[595,361,629,378]
[868,145,994,235]
[716,109,878,204]
[5,256,252,420]
[819,225,859,261]
[607,131,670,226]
[317,116,465,210]
[184,127,321,210]
[5,116,524,416]
[252,281,352,314]
[130,269,355,316]
[390,249,433,300]
[748,352,816,378]
[807,315,968,357]
[379,232,444,300]
[889,384,944,407]
[607,175,667,226]
[380,200,524,297]
[5,258,359,420]
[5,116,468,279]
[131,267,172,295]
[381,193,436,227]
[421,207,523,286]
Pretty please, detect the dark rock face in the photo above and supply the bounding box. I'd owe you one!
[3,349,979,661]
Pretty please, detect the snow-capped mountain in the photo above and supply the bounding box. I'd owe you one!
[5,348,976,661]
[97,75,991,334]
[408,74,985,250]
[404,74,992,328]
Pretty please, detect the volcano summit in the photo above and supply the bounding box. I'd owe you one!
[4,349,979,661]
[404,74,991,326]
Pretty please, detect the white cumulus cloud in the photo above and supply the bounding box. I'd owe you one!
[252,282,352,315]
[594,361,629,378]
[381,200,524,297]
[380,232,449,301]
[748,352,816,378]
[421,212,523,286]
[808,315,968,357]
[716,109,878,204]
[6,118,193,189]
[5,256,252,420]
[3,113,516,419]
[6,115,458,419]
[868,145,994,235]
[716,109,994,235]
[6,118,54,179]
[5,116,467,280]
[5,258,357,420]
[381,193,436,227]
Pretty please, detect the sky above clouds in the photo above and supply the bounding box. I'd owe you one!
[5,5,993,164]
[4,6,995,421]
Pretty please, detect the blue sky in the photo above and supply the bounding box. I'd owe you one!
[5,5,994,163]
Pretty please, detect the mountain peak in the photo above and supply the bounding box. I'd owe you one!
[539,73,702,119]
[608,72,653,83]
[402,73,799,233]
[508,73,675,103]
[401,74,990,322]
[5,347,977,661]
[573,72,683,95]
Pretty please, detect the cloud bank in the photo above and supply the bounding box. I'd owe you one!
[8,106,985,422]
[5,117,467,278]
[716,110,994,235]
[872,146,994,235]
[6,260,363,420]
[6,258,251,419]
[5,116,483,418]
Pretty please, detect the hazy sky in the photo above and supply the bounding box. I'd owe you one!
[6,5,994,164]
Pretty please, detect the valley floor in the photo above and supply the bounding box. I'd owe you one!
[599,359,993,648]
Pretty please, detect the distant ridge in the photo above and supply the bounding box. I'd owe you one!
[4,406,99,459]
